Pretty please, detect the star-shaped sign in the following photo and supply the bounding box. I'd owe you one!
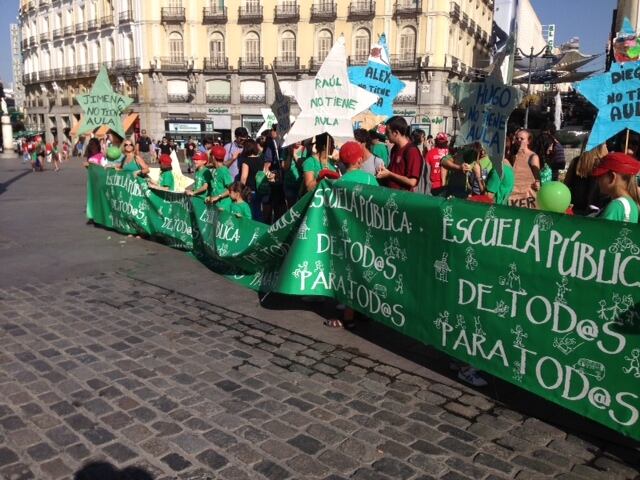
[283,37,379,147]
[76,65,133,139]
[449,76,521,176]
[348,34,405,117]
[575,61,640,151]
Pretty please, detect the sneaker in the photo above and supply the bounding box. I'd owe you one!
[458,368,488,387]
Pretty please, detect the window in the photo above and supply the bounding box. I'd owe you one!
[244,31,260,61]
[169,0,182,7]
[169,32,184,61]
[210,0,224,12]
[399,27,416,60]
[280,30,296,62]
[206,79,231,101]
[56,47,64,68]
[246,0,259,12]
[353,29,370,59]
[317,29,332,61]
[209,32,224,60]
[106,39,115,63]
[66,46,75,67]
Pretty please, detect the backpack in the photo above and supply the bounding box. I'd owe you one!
[404,145,431,195]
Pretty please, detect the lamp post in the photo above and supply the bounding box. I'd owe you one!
[515,45,554,129]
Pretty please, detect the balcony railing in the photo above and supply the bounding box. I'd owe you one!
[158,57,189,71]
[274,3,299,22]
[168,94,190,103]
[39,70,52,81]
[469,19,476,33]
[203,6,227,24]
[51,28,63,39]
[273,57,300,71]
[51,68,63,79]
[60,97,71,106]
[101,15,114,28]
[238,57,264,70]
[63,25,74,35]
[461,12,469,28]
[308,56,327,71]
[119,9,133,23]
[450,1,460,20]
[39,0,51,8]
[394,0,421,17]
[39,32,50,42]
[110,58,139,72]
[240,94,265,104]
[310,2,337,21]
[64,65,76,77]
[86,19,99,31]
[347,55,368,66]
[395,94,416,104]
[238,5,263,23]
[161,7,185,23]
[203,57,229,70]
[348,1,375,20]
[206,94,231,103]
[26,1,35,11]
[389,54,420,70]
[21,39,28,49]
[75,22,86,33]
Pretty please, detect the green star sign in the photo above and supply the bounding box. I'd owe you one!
[76,65,133,139]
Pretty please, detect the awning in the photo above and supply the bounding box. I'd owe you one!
[94,112,139,138]
[69,118,81,138]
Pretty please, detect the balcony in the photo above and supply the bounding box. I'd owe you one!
[60,97,71,107]
[21,39,28,49]
[52,28,63,39]
[481,31,489,45]
[273,57,300,71]
[395,94,416,104]
[51,68,63,79]
[119,9,133,23]
[450,1,460,20]
[238,57,264,70]
[308,56,326,71]
[347,55,368,66]
[394,0,421,18]
[64,65,76,77]
[86,19,99,31]
[474,26,482,40]
[206,94,231,103]
[111,58,139,72]
[26,1,35,11]
[203,6,227,24]
[310,2,337,22]
[75,22,86,33]
[238,5,263,23]
[168,94,190,103]
[274,3,299,23]
[63,25,74,35]
[161,7,185,23]
[240,94,265,104]
[389,54,420,70]
[101,15,114,28]
[203,57,229,71]
[39,32,50,42]
[39,0,51,8]
[451,55,460,72]
[157,57,189,71]
[461,12,469,28]
[348,1,375,20]
[39,70,52,81]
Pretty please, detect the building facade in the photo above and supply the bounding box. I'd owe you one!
[19,0,494,144]
[11,24,26,112]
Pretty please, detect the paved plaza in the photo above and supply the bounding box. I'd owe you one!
[0,154,638,479]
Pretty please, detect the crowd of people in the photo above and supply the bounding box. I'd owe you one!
[17,136,69,172]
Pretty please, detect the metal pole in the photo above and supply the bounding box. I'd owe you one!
[524,46,533,129]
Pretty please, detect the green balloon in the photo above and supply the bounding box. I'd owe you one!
[537,181,571,213]
[107,146,122,161]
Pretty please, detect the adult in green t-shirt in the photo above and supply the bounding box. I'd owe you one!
[302,133,337,192]
[335,141,379,187]
[186,152,212,197]
[592,152,640,223]
[486,160,515,205]
[207,146,234,211]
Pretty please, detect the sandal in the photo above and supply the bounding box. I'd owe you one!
[323,319,344,329]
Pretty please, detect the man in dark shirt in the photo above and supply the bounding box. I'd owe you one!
[136,129,153,164]
[376,116,422,191]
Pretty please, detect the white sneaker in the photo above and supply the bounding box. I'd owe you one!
[458,368,488,387]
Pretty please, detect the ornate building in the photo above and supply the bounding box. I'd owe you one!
[19,0,493,143]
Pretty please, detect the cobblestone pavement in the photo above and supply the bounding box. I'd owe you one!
[0,274,638,480]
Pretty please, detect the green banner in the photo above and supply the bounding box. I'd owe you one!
[87,165,640,441]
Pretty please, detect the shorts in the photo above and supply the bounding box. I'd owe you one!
[140,151,152,164]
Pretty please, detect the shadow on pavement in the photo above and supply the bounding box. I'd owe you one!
[74,461,154,480]
[260,292,640,460]
[0,169,32,196]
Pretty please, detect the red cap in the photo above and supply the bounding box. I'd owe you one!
[159,154,172,167]
[436,132,449,144]
[318,169,340,180]
[210,145,226,161]
[192,152,208,162]
[339,141,364,165]
[592,152,640,176]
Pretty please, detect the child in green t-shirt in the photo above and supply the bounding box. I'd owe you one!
[186,152,212,197]
[592,152,640,222]
[229,182,252,219]
[206,145,233,210]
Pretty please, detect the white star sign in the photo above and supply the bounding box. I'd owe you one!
[283,37,379,147]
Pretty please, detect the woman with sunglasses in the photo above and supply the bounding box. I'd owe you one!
[118,140,150,176]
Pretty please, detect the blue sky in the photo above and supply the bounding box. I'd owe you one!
[0,0,618,89]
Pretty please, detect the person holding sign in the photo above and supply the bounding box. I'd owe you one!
[118,140,150,177]
[186,152,212,197]
[303,133,338,192]
[376,116,422,191]
[592,152,640,222]
[335,141,379,187]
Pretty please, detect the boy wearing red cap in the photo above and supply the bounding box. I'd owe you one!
[592,152,640,222]
[207,145,233,210]
[336,141,378,186]
[186,152,212,197]
[147,154,175,191]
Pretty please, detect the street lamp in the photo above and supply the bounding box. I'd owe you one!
[515,45,554,129]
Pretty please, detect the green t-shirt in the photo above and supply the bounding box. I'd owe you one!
[600,197,639,223]
[336,169,379,186]
[285,151,304,187]
[231,201,252,219]
[371,143,389,166]
[159,170,175,191]
[211,166,233,209]
[194,167,213,196]
[486,163,515,205]
[302,157,337,178]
